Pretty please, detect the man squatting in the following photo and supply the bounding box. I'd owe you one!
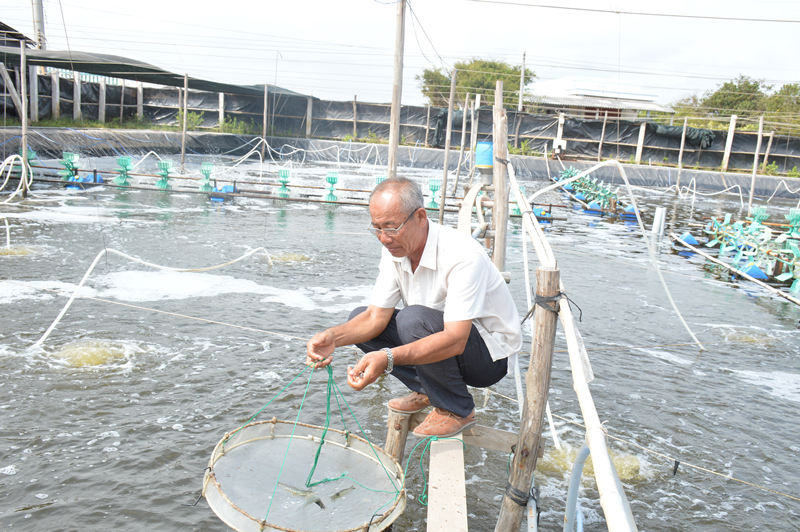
[306,176,522,437]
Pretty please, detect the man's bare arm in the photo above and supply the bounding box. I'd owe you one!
[306,305,394,368]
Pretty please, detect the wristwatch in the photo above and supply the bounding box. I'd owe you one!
[381,347,394,374]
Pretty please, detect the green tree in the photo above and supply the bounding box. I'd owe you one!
[701,75,770,118]
[416,58,535,108]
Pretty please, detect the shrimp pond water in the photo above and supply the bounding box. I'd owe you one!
[1,155,799,531]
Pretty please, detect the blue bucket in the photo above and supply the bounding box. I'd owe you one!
[476,141,493,167]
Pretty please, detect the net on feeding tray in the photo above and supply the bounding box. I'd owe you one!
[202,366,406,532]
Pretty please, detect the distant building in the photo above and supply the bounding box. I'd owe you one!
[529,77,671,120]
[0,21,35,49]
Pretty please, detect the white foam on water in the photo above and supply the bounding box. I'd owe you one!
[1,465,18,475]
[733,370,800,403]
[0,280,96,304]
[637,348,694,366]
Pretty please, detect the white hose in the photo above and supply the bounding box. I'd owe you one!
[0,154,35,204]
[32,246,274,348]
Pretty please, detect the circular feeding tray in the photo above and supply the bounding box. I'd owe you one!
[203,419,406,532]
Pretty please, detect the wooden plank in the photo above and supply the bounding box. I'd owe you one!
[634,121,646,164]
[462,424,517,453]
[427,433,468,532]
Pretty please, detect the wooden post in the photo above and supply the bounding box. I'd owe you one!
[721,114,737,172]
[218,92,225,130]
[20,42,29,198]
[180,73,188,172]
[261,84,268,159]
[119,79,125,122]
[452,93,469,193]
[73,72,81,120]
[469,94,479,180]
[514,114,522,149]
[634,121,646,164]
[387,0,406,179]
[425,104,431,147]
[98,78,106,123]
[761,130,775,173]
[748,115,764,211]
[518,51,525,112]
[51,71,59,118]
[554,112,565,156]
[353,95,358,139]
[492,81,509,272]
[305,95,312,137]
[28,65,38,123]
[597,110,608,162]
[676,117,688,193]
[384,410,412,461]
[0,63,23,117]
[494,266,560,532]
[438,69,458,225]
[136,81,143,119]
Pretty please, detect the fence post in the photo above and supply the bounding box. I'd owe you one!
[425,104,431,146]
[28,65,38,123]
[494,265,559,532]
[721,114,737,171]
[597,110,608,162]
[136,81,143,119]
[98,78,106,123]
[438,69,457,225]
[676,117,688,193]
[748,115,764,211]
[634,121,646,164]
[218,92,225,130]
[761,130,775,173]
[73,72,81,120]
[353,95,358,139]
[119,79,125,122]
[305,95,312,137]
[180,74,187,173]
[491,81,509,272]
[50,71,59,118]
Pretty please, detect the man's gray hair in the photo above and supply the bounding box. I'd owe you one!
[369,176,424,215]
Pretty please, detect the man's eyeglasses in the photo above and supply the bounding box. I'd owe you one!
[367,209,417,237]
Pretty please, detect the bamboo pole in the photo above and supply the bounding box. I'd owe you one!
[0,63,24,116]
[218,92,224,131]
[353,95,358,139]
[261,84,268,159]
[50,71,59,118]
[136,82,143,119]
[28,65,38,123]
[492,81,509,272]
[761,130,775,173]
[634,121,646,164]
[73,71,81,120]
[597,111,608,162]
[494,266,559,532]
[425,104,431,147]
[468,94,479,182]
[721,114,737,171]
[305,96,313,137]
[180,74,188,172]
[387,0,406,179]
[748,115,764,211]
[120,79,125,122]
[670,232,800,307]
[676,117,688,193]
[438,69,457,225]
[98,78,106,123]
[518,52,525,112]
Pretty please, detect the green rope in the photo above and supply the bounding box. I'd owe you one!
[222,364,312,449]
[263,365,317,522]
[402,435,466,506]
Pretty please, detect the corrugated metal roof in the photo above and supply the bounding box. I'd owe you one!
[530,94,672,113]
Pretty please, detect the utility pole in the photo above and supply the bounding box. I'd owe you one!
[387,0,406,179]
[31,0,46,49]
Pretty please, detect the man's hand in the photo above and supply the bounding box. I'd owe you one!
[346,350,389,391]
[306,330,335,369]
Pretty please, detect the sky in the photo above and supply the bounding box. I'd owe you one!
[3,0,800,112]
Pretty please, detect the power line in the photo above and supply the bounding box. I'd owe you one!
[462,0,800,23]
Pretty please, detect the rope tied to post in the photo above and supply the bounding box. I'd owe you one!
[504,482,531,507]
[521,292,582,325]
